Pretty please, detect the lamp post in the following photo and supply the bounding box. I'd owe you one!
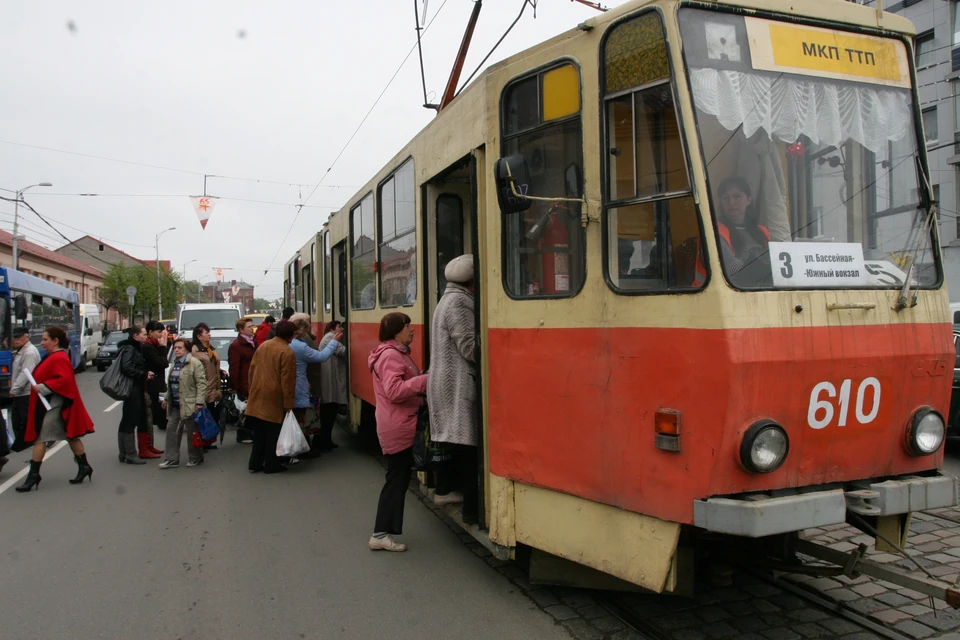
[155,227,176,319]
[12,182,53,271]
[182,259,197,302]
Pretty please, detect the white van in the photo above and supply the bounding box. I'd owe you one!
[177,303,243,377]
[78,304,102,371]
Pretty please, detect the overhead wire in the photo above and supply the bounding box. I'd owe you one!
[257,0,452,287]
[0,139,356,189]
[455,0,536,96]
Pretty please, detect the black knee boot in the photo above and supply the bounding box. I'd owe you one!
[69,453,93,484]
[15,460,42,492]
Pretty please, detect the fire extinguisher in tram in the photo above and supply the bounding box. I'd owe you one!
[539,204,570,295]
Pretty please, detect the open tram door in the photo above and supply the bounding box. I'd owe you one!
[421,150,487,531]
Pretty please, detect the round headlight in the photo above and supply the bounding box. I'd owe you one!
[740,421,789,473]
[906,408,945,456]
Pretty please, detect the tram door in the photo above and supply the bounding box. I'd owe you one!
[422,151,486,528]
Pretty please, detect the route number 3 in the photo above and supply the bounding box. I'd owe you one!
[807,378,881,430]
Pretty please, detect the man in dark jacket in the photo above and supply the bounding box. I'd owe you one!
[228,317,257,443]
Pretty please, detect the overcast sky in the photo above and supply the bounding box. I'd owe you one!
[0,0,624,300]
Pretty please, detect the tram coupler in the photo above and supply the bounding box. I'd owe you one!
[788,537,960,608]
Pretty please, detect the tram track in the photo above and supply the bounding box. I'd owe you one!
[590,563,914,640]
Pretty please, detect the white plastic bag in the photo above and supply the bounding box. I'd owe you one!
[233,396,247,412]
[277,410,310,458]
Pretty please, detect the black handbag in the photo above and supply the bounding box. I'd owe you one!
[99,350,133,401]
[412,402,453,471]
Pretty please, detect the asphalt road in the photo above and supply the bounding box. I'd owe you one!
[0,371,567,640]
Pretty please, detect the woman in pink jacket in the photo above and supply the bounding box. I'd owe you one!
[367,312,428,552]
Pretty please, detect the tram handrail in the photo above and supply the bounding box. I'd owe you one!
[503,162,590,227]
[826,302,877,311]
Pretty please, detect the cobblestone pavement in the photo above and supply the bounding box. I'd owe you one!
[414,481,960,640]
[780,507,960,639]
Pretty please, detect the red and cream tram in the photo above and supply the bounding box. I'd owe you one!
[285,0,958,595]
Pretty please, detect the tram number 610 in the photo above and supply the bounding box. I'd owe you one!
[807,378,881,430]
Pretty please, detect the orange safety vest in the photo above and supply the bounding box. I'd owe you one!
[692,224,770,287]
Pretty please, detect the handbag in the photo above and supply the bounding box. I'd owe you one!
[99,356,132,401]
[193,406,219,441]
[412,402,453,472]
[299,398,323,436]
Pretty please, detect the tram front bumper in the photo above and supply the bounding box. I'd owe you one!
[693,474,958,538]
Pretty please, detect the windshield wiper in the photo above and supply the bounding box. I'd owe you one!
[896,157,937,311]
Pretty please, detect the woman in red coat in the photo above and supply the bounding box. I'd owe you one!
[16,326,96,492]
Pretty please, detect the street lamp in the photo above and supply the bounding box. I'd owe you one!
[12,182,53,271]
[155,227,176,319]
[183,259,198,303]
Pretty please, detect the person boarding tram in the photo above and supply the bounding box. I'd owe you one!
[427,255,480,524]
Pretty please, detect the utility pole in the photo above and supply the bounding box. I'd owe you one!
[12,182,53,271]
[155,227,175,319]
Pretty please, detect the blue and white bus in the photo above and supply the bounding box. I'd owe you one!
[0,267,83,399]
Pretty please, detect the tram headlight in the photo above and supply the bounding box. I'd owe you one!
[906,408,945,456]
[739,421,789,474]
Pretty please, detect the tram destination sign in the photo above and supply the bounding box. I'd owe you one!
[744,18,910,89]
[769,242,867,288]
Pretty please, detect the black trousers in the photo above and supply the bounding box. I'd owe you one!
[9,396,29,452]
[147,390,165,429]
[374,447,414,535]
[436,444,479,523]
[318,403,339,447]
[247,416,283,472]
[120,387,146,435]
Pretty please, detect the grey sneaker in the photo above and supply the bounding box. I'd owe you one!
[186,459,204,467]
[158,460,179,469]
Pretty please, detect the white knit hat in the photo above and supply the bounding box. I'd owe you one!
[444,254,474,284]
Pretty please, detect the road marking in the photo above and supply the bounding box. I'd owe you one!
[0,441,68,496]
[104,401,121,412]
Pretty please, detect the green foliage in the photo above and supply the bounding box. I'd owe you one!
[252,297,272,312]
[98,262,185,320]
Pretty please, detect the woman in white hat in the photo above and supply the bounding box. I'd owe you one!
[426,254,480,524]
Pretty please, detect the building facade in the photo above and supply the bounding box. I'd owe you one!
[876,0,960,300]
[202,280,255,313]
[0,230,104,304]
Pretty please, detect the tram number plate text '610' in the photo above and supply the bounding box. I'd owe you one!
[807,378,881,430]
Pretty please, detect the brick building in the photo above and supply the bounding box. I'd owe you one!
[0,229,104,304]
[202,280,255,313]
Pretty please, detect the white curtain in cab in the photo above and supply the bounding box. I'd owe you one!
[689,68,913,153]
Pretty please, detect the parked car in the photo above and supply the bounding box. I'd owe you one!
[93,331,126,372]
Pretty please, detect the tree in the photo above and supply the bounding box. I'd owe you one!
[183,280,207,303]
[98,262,131,326]
[252,297,272,312]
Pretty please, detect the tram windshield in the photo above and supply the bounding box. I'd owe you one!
[678,9,940,290]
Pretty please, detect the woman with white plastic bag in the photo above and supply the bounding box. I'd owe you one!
[276,410,310,458]
[245,320,297,474]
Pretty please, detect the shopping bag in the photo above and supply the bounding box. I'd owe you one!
[277,410,310,457]
[99,357,132,400]
[412,403,453,472]
[5,418,12,449]
[193,406,219,441]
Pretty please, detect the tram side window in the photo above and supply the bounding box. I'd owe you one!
[378,159,417,308]
[301,264,312,315]
[351,193,377,310]
[311,242,317,315]
[501,63,585,298]
[603,12,705,293]
[323,232,332,314]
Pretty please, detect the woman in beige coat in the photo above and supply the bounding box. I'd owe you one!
[159,339,207,469]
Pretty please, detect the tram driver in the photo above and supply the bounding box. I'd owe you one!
[716,176,772,287]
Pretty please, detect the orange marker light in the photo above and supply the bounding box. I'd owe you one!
[655,409,681,452]
[655,409,680,435]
